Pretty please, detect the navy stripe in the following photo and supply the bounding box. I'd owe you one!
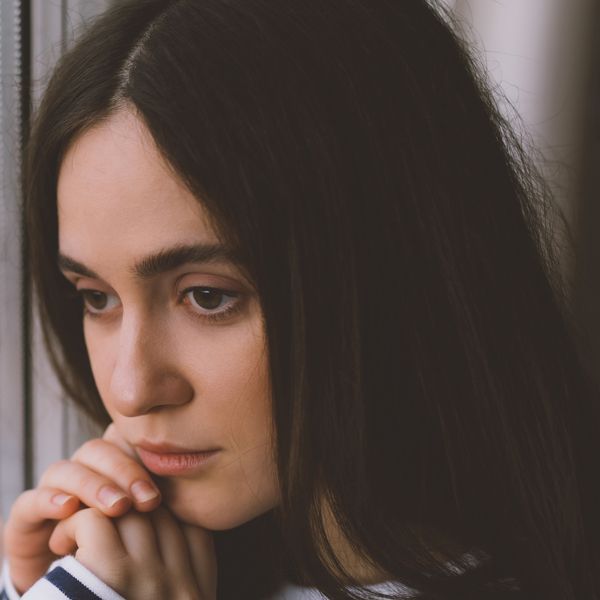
[45,566,103,600]
[0,589,9,600]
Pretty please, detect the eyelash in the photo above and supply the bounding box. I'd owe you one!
[77,286,243,324]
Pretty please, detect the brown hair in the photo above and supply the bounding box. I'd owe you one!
[24,1,600,598]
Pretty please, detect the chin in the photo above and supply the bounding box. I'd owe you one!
[161,480,279,530]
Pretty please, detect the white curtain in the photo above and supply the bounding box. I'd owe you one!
[0,0,110,521]
[0,0,26,521]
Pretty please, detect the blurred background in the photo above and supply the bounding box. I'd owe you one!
[1,0,599,520]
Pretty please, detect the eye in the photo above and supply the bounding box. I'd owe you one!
[182,287,242,321]
[79,289,120,315]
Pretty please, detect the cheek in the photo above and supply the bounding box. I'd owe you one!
[175,304,268,388]
[83,321,115,401]
[163,324,279,528]
[181,320,272,436]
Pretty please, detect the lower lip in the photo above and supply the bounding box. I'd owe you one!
[136,448,221,476]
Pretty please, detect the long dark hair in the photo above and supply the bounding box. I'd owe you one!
[24,0,600,598]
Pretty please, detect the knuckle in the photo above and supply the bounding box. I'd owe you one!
[112,458,139,481]
[46,458,66,472]
[39,459,71,484]
[75,471,106,498]
[71,438,103,459]
[12,488,37,509]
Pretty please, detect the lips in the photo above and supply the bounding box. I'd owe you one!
[134,441,222,476]
[134,440,221,454]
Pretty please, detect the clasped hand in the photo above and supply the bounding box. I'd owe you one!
[2,424,217,599]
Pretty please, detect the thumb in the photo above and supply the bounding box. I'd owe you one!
[48,508,124,559]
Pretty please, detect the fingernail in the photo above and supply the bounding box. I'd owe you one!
[98,485,128,508]
[131,480,159,503]
[52,493,74,506]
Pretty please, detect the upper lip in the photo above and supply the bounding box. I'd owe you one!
[135,440,221,455]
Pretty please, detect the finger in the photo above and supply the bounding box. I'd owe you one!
[112,510,160,563]
[102,423,139,460]
[4,487,80,587]
[48,507,126,561]
[181,522,217,599]
[39,460,132,516]
[148,507,197,584]
[71,438,161,511]
[5,488,80,537]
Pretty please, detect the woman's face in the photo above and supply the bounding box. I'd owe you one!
[57,108,280,529]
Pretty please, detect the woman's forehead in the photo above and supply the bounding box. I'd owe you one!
[58,109,172,209]
[57,109,218,270]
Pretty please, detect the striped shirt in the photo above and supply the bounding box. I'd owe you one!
[1,557,410,599]
[1,557,125,600]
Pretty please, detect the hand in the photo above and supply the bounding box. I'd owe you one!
[49,505,217,600]
[3,423,161,594]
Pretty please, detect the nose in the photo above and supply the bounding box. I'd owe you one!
[108,312,193,417]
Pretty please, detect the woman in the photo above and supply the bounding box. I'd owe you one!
[2,0,599,598]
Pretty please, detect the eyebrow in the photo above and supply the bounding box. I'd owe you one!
[58,243,238,280]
